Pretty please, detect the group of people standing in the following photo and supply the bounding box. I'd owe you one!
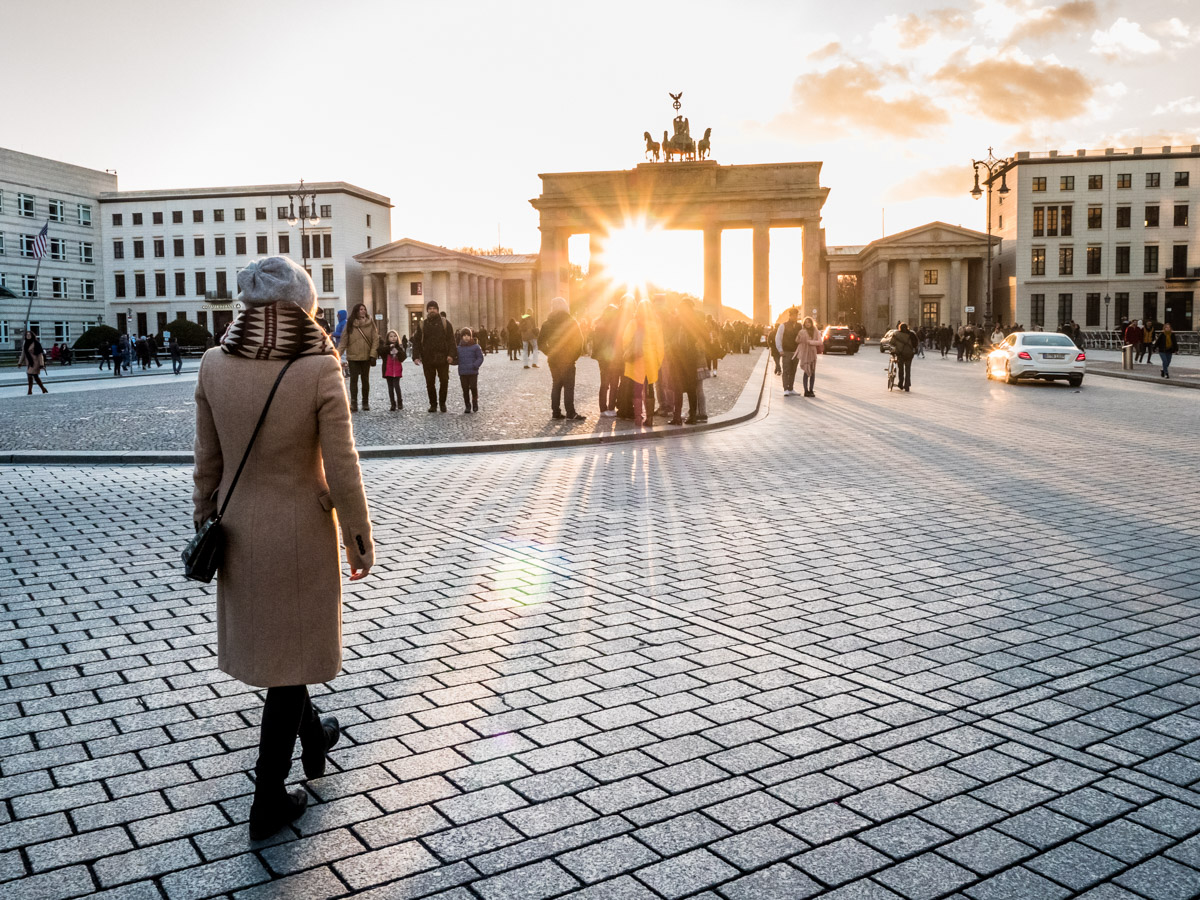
[100,333,184,377]
[1123,319,1180,378]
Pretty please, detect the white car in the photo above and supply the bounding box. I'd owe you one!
[986,332,1086,386]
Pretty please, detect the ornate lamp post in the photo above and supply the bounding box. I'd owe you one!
[970,148,1012,327]
[287,179,321,270]
[1104,292,1111,332]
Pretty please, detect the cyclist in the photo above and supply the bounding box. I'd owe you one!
[890,322,918,392]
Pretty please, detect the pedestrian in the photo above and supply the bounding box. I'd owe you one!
[794,315,823,397]
[622,299,665,427]
[380,329,404,411]
[1155,323,1179,378]
[457,327,484,413]
[1124,319,1143,358]
[337,302,379,411]
[520,309,539,368]
[192,255,373,840]
[50,343,61,365]
[148,334,163,368]
[1142,319,1156,364]
[990,323,1005,347]
[411,299,457,412]
[937,324,952,358]
[111,338,124,377]
[136,336,151,370]
[169,334,184,375]
[667,297,703,424]
[891,322,917,391]
[538,296,586,420]
[776,307,802,396]
[506,318,522,361]
[592,300,624,418]
[955,325,965,361]
[17,330,49,395]
[98,341,112,371]
[314,308,331,334]
[769,316,783,375]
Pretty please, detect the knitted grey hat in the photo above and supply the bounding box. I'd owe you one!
[237,256,317,312]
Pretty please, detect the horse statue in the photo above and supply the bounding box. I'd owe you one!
[698,127,712,160]
[663,130,675,162]
[643,131,661,162]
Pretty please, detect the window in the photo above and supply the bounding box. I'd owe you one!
[1116,245,1130,274]
[323,234,332,257]
[1059,246,1073,275]
[134,273,146,297]
[366,214,371,227]
[197,311,207,331]
[0,234,5,255]
[1086,246,1101,275]
[256,207,267,220]
[1115,292,1129,321]
[78,205,91,226]
[174,272,186,296]
[194,237,205,256]
[303,235,313,258]
[114,273,126,298]
[133,239,144,259]
[112,213,123,226]
[1060,206,1072,236]
[52,277,68,299]
[367,236,372,249]
[322,267,334,293]
[1144,291,1158,321]
[1146,205,1160,227]
[278,234,290,253]
[1175,205,1189,227]
[1032,176,1046,192]
[115,313,126,334]
[173,238,184,257]
[172,210,183,224]
[1057,293,1073,326]
[1087,207,1102,229]
[214,236,226,256]
[256,235,268,254]
[155,272,167,297]
[320,204,332,218]
[49,238,65,261]
[1060,176,1074,191]
[195,271,207,295]
[1117,207,1131,228]
[81,279,95,301]
[923,268,938,285]
[215,270,228,298]
[54,322,70,344]
[1088,174,1102,190]
[153,238,165,258]
[235,235,246,255]
[132,212,143,225]
[1145,245,1159,273]
[277,206,289,219]
[80,242,93,264]
[1147,172,1161,188]
[193,210,204,223]
[1176,171,1190,187]
[19,235,36,258]
[1046,207,1058,236]
[157,312,168,334]
[153,211,163,225]
[1117,173,1131,189]
[17,193,34,217]
[213,209,225,222]
[21,274,37,297]
[1031,247,1046,275]
[113,240,125,260]
[48,199,65,222]
[1030,293,1045,327]
[234,208,245,221]
[1033,206,1044,236]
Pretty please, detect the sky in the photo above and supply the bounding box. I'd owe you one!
[5,0,1198,317]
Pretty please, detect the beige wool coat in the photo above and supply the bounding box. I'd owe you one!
[193,349,374,688]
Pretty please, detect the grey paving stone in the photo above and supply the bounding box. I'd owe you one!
[873,852,977,900]
[859,815,952,861]
[710,823,807,869]
[161,853,271,900]
[505,796,595,838]
[27,825,134,872]
[842,783,928,822]
[424,816,524,862]
[635,811,731,856]
[5,865,95,900]
[1025,841,1126,891]
[94,837,201,886]
[703,790,794,831]
[793,837,890,887]
[717,862,822,900]
[234,865,345,900]
[964,866,1071,900]
[474,859,581,900]
[563,874,658,899]
[940,828,1035,875]
[558,834,660,884]
[1115,856,1200,900]
[1080,817,1174,863]
[994,806,1088,850]
[333,839,440,890]
[916,796,1005,835]
[259,827,366,875]
[780,803,873,846]
[634,848,738,899]
[1129,798,1200,838]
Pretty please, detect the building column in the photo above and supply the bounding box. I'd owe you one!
[421,270,433,307]
[487,277,497,326]
[752,221,770,326]
[523,274,536,320]
[464,273,475,325]
[447,267,460,320]
[538,225,565,320]
[908,258,921,325]
[802,221,822,322]
[703,226,722,321]
[949,259,962,326]
[588,233,604,298]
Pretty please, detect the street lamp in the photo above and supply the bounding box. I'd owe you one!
[971,147,1012,327]
[1104,292,1111,332]
[287,179,321,270]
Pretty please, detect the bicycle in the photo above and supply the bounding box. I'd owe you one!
[886,353,897,391]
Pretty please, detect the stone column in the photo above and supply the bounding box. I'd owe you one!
[421,270,434,307]
[949,259,962,326]
[362,271,374,322]
[588,233,604,297]
[487,277,497,326]
[538,226,564,321]
[703,226,722,321]
[464,273,475,326]
[802,221,822,322]
[523,274,536,320]
[752,221,770,326]
[447,267,460,320]
[908,258,921,325]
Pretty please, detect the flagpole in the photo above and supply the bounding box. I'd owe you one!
[23,220,50,330]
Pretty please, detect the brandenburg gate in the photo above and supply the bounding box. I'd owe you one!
[530,160,830,324]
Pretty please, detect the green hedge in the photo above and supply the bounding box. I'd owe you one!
[157,317,212,346]
[73,325,120,351]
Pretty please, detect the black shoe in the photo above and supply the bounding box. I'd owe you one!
[362,402,370,411]
[805,391,815,397]
[696,415,708,422]
[552,412,565,419]
[473,402,478,412]
[684,417,697,424]
[248,788,308,840]
[464,408,472,414]
[390,403,396,411]
[532,363,539,368]
[440,404,447,412]
[668,418,682,425]
[350,404,358,412]
[568,413,585,420]
[301,716,340,780]
[428,405,437,413]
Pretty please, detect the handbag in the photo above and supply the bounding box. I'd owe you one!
[182,357,298,583]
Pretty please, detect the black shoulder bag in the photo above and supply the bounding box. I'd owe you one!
[183,357,298,583]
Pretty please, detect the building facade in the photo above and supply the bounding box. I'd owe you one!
[992,145,1200,332]
[0,148,115,348]
[100,183,391,338]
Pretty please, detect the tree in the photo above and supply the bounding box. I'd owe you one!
[73,325,120,351]
[156,316,212,347]
[453,245,515,257]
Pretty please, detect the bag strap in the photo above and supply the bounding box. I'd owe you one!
[214,356,298,522]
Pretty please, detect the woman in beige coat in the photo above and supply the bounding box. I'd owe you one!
[17,331,49,395]
[337,302,379,412]
[193,256,374,839]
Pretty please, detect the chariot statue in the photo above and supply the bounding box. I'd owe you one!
[645,92,710,162]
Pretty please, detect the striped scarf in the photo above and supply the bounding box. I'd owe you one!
[221,303,336,360]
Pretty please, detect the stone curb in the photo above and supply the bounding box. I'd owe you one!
[0,352,770,466]
[1086,368,1200,390]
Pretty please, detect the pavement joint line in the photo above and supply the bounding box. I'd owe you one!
[968,718,1120,773]
[1112,768,1200,807]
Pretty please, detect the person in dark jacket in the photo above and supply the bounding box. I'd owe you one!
[1154,323,1179,378]
[668,298,704,424]
[890,322,918,391]
[457,328,484,412]
[505,319,522,360]
[592,301,624,417]
[410,299,457,412]
[169,335,184,375]
[538,297,585,420]
[775,307,802,395]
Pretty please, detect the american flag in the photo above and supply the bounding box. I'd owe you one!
[32,224,49,259]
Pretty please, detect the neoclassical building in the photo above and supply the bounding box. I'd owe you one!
[355,239,539,336]
[826,222,999,334]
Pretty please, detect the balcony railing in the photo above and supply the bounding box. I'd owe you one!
[1165,267,1200,280]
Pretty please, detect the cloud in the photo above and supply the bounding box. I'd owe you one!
[1153,97,1200,116]
[892,8,971,49]
[1090,17,1161,60]
[886,164,974,202]
[935,49,1093,123]
[775,58,949,139]
[1151,17,1200,49]
[975,0,1098,45]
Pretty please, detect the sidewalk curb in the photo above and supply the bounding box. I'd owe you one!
[1,352,770,466]
[1087,368,1200,390]
[0,365,201,388]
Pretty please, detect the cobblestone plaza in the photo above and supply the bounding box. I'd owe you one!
[2,353,1200,899]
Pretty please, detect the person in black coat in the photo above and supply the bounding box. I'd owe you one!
[410,299,457,412]
[537,297,585,420]
[668,298,703,423]
[890,322,918,391]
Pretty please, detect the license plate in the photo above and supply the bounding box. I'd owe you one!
[1043,353,1065,359]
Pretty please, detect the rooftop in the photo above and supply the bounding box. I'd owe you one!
[99,181,392,207]
[1012,144,1200,162]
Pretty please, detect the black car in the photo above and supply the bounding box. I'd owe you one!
[822,326,861,355]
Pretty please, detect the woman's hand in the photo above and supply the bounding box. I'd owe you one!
[350,566,371,581]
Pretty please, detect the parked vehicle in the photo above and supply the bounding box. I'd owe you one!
[986,332,1086,386]
[821,325,861,355]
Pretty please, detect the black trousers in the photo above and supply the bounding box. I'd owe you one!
[461,373,478,408]
[386,376,402,408]
[550,362,577,415]
[599,361,622,411]
[423,360,450,407]
[255,685,318,799]
[672,381,697,421]
[896,355,912,389]
[348,360,372,405]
